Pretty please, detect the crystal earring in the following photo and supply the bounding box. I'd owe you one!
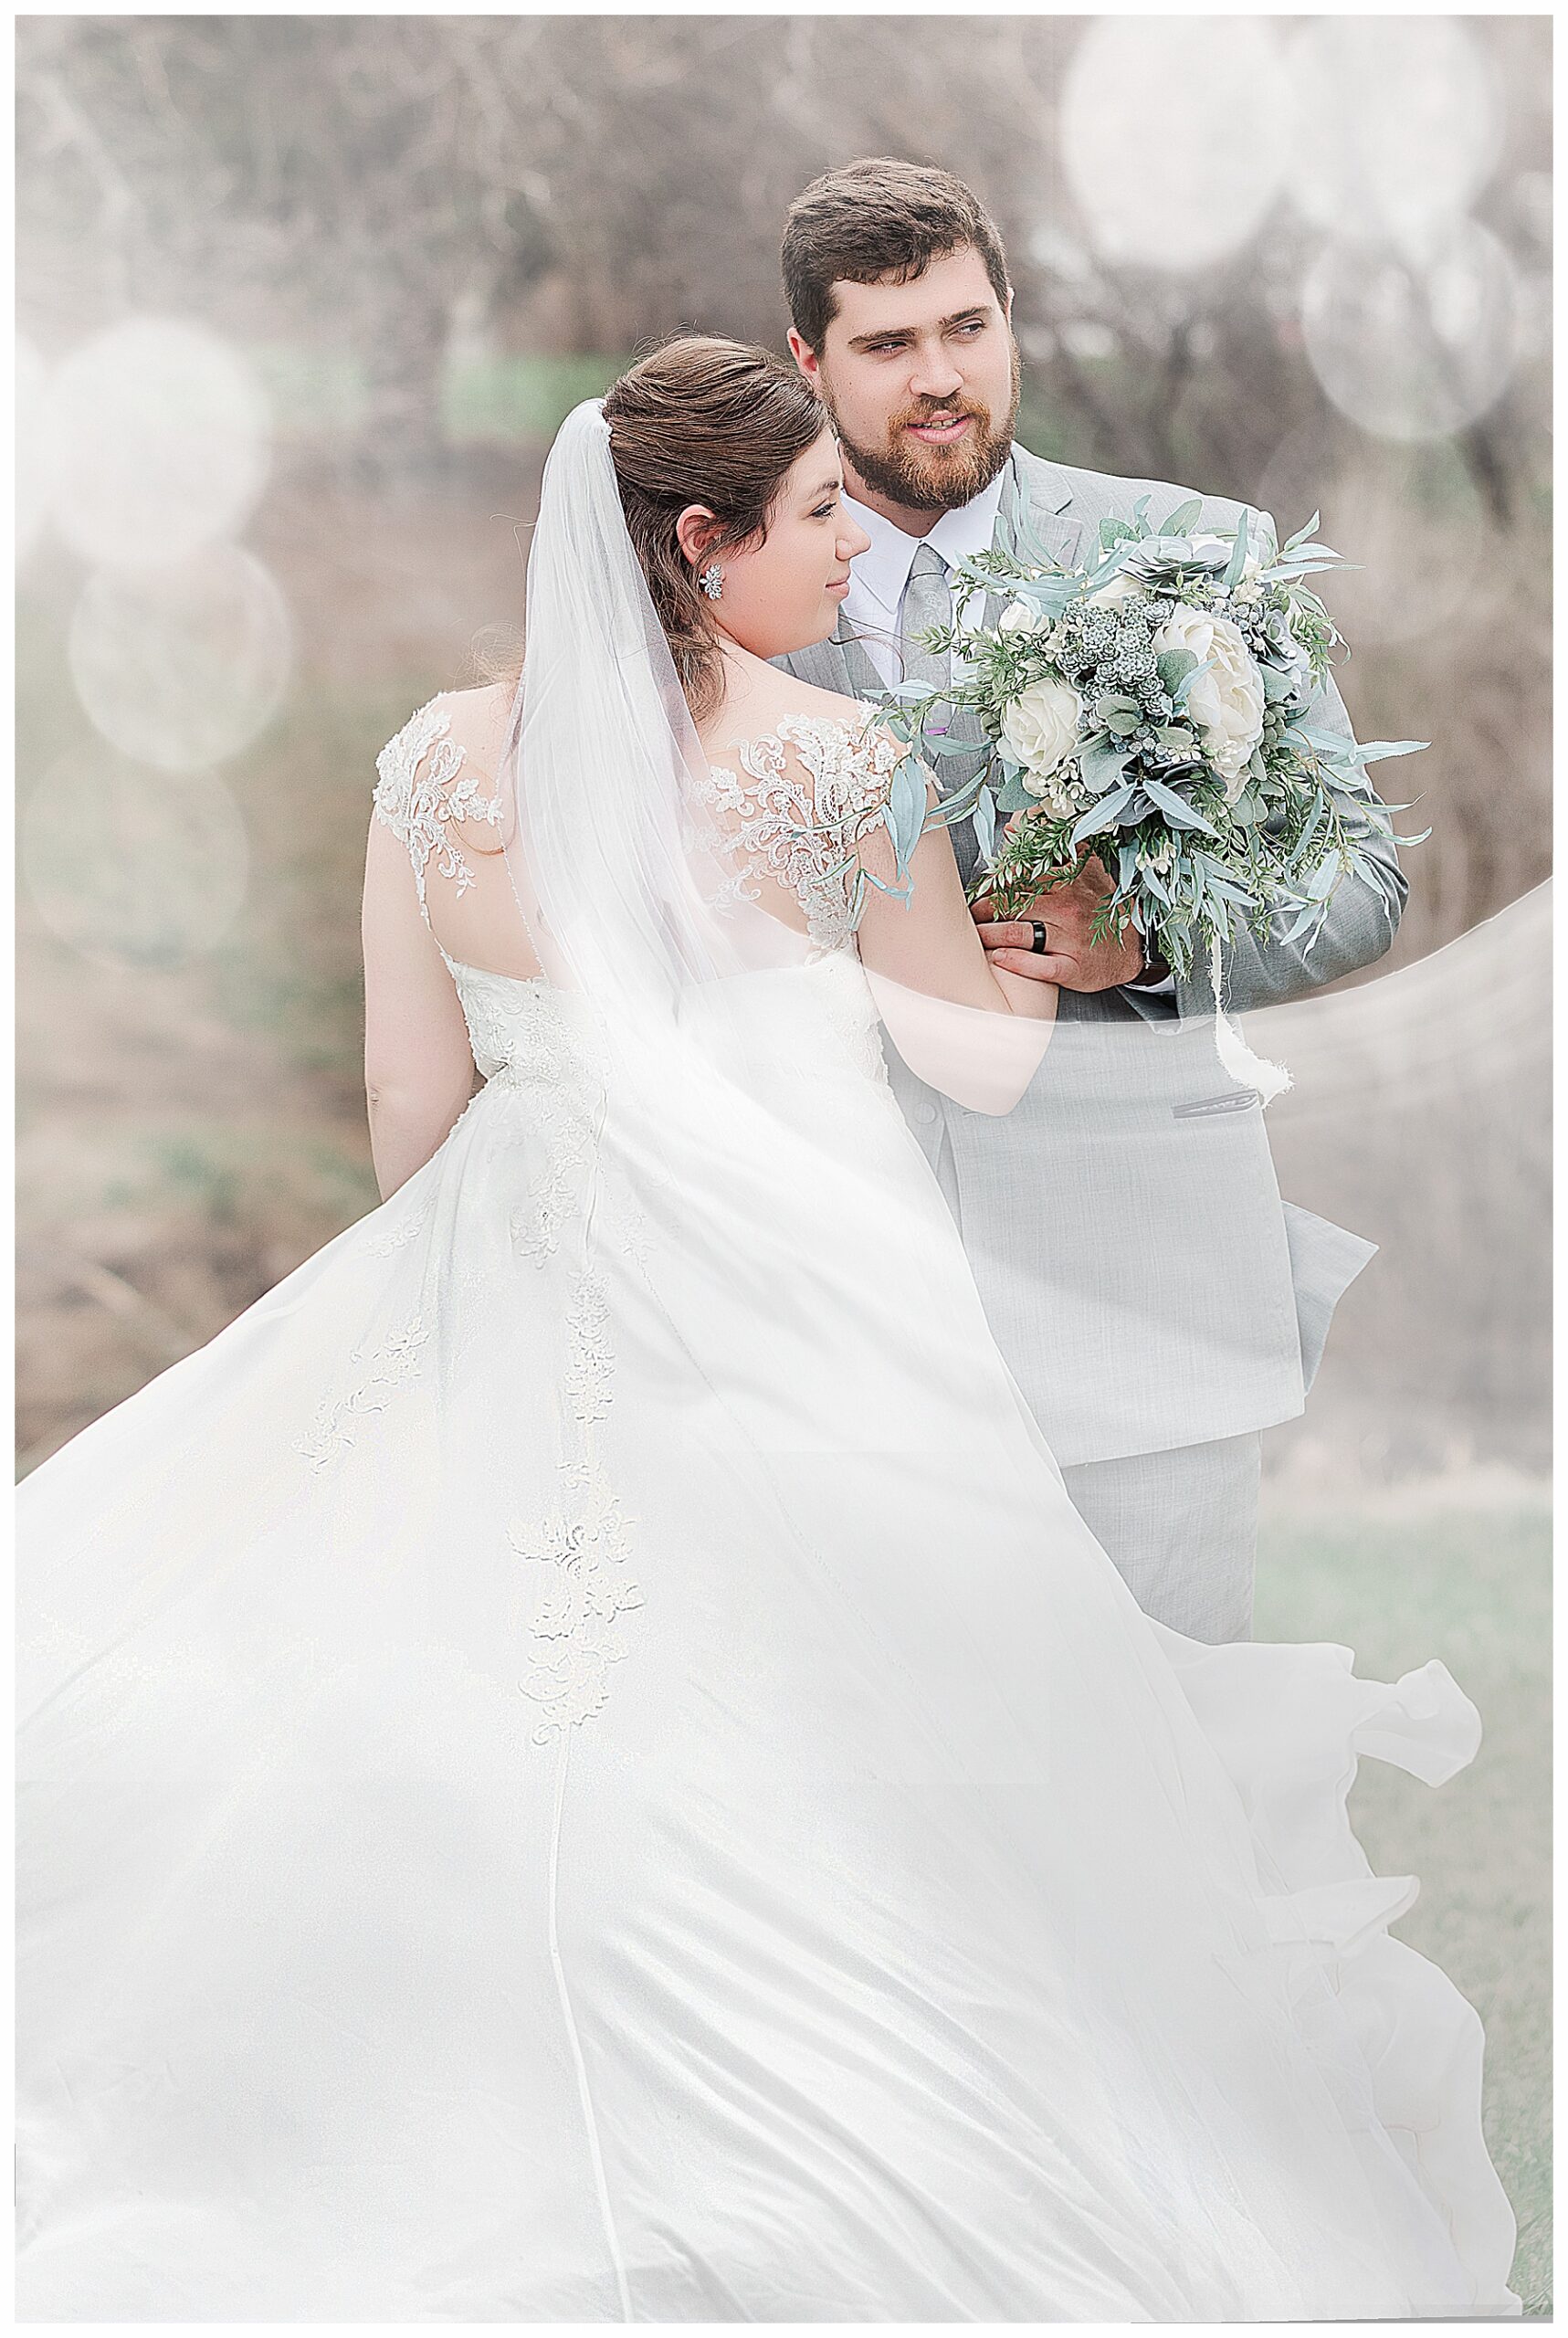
[699,562,724,602]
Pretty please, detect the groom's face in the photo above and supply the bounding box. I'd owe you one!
[790,245,1020,520]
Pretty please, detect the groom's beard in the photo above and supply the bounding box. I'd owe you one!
[829,340,1021,516]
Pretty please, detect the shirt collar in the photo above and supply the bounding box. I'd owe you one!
[841,458,1010,618]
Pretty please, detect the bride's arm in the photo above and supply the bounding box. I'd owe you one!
[361,817,478,1199]
[854,774,1057,1116]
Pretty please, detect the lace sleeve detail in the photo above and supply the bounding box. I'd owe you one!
[697,712,900,954]
[372,696,507,921]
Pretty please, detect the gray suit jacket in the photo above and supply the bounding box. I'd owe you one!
[778,443,1390,1465]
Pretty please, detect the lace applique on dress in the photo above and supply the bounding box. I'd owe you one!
[372,697,505,918]
[510,1476,643,1737]
[295,1316,430,1468]
[697,712,900,955]
[499,1033,643,1738]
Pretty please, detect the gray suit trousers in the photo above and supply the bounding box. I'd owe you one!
[1060,1434,1260,1645]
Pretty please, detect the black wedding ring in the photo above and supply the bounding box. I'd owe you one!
[1027,921,1049,955]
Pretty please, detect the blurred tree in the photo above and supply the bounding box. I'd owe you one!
[16,12,1550,933]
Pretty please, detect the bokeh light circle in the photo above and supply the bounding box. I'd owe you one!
[52,319,271,572]
[1300,222,1520,444]
[22,749,250,971]
[69,546,294,772]
[1062,17,1289,271]
[17,335,58,564]
[1288,17,1503,258]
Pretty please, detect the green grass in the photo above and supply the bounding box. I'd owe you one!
[1255,1500,1552,2315]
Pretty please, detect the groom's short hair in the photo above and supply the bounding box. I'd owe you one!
[782,158,1011,353]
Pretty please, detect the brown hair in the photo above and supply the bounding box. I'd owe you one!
[782,158,1011,355]
[603,335,828,722]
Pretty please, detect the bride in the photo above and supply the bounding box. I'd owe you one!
[17,337,1519,2322]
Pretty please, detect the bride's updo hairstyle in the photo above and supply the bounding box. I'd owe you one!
[603,336,827,721]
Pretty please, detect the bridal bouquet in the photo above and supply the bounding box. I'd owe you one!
[874,500,1426,984]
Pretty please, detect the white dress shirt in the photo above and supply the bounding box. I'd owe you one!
[839,469,1008,689]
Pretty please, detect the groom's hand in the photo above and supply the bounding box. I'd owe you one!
[971,855,1149,991]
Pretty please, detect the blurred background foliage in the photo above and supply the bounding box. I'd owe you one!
[14,18,1552,2305]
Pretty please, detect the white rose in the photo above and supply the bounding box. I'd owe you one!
[1000,673,1083,788]
[1151,599,1264,793]
[997,599,1043,634]
[1086,569,1142,610]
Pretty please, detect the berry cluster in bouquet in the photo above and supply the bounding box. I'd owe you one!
[872,498,1427,997]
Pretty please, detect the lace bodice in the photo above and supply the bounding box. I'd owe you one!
[373,697,900,977]
[371,697,506,916]
[695,712,900,956]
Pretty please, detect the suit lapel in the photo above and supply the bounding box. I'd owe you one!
[997,448,1085,573]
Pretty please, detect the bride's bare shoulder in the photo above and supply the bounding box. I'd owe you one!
[705,672,887,769]
[432,680,513,754]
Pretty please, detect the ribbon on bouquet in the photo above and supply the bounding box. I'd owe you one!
[1209,932,1293,1105]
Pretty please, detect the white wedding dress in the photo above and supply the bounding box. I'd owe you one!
[17,405,1520,2323]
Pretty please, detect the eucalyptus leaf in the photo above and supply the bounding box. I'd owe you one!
[1172,655,1215,711]
[1022,579,1079,617]
[888,754,931,866]
[922,732,997,761]
[1277,897,1328,946]
[1306,851,1341,901]
[1155,648,1196,698]
[1080,740,1132,795]
[972,788,997,866]
[1142,776,1222,836]
[1160,497,1204,537]
[1352,737,1428,765]
[1069,785,1138,842]
[1223,508,1250,590]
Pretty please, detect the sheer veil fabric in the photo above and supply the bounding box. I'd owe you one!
[16,402,1519,2320]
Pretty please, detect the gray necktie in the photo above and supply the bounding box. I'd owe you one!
[899,542,990,878]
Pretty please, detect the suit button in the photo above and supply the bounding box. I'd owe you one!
[914,1103,938,1127]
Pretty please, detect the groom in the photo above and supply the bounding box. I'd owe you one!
[776,158,1400,1642]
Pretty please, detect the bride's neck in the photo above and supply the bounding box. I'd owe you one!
[695,640,776,745]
